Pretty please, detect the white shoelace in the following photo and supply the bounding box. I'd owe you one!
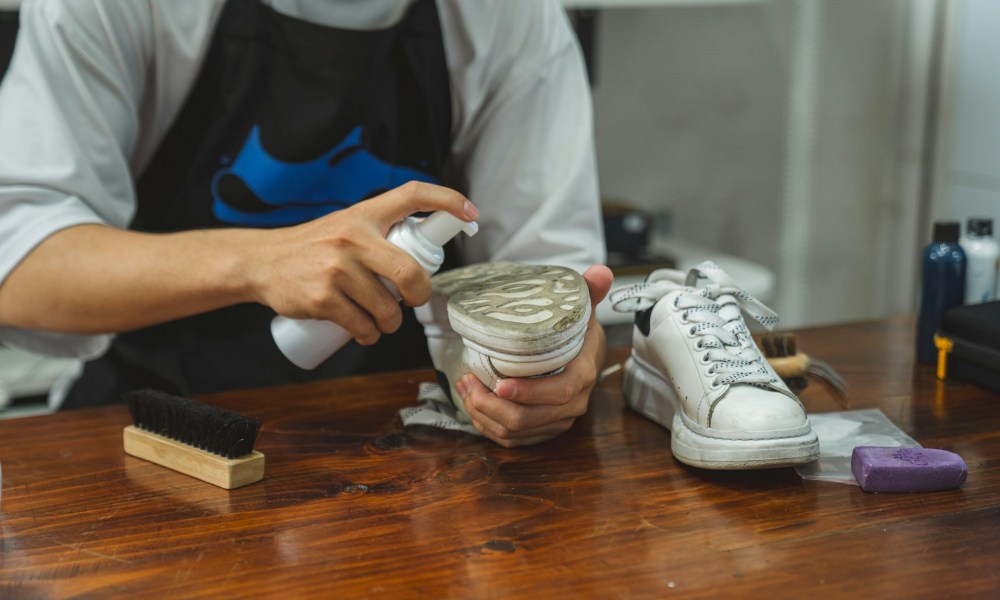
[610,261,780,388]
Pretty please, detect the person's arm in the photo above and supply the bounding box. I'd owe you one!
[440,0,609,446]
[0,184,479,344]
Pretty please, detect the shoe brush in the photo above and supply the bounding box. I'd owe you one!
[759,332,849,403]
[122,389,264,489]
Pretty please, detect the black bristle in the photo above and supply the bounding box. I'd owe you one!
[758,333,809,393]
[759,334,775,357]
[123,389,260,459]
[759,332,798,358]
[785,376,809,395]
[783,333,798,356]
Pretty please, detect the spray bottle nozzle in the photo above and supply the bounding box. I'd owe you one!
[415,211,479,246]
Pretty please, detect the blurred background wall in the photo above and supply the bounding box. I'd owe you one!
[574,0,951,328]
[935,0,1000,244]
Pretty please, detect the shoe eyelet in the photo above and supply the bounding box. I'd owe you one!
[688,326,697,336]
[673,297,680,309]
[700,354,711,364]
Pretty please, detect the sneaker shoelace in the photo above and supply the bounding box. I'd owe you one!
[610,261,780,388]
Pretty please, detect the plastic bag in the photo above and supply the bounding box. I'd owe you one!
[795,408,920,485]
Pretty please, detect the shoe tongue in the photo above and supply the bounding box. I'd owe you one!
[646,268,687,285]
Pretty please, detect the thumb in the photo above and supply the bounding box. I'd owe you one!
[582,264,614,307]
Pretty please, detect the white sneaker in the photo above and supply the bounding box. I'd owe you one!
[415,262,590,422]
[610,261,819,470]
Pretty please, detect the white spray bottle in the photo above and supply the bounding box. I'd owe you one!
[271,211,478,369]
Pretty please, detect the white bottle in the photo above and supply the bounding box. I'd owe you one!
[959,217,999,305]
[271,211,478,369]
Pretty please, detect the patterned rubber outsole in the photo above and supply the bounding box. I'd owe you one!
[433,262,590,356]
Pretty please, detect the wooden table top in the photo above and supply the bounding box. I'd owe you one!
[1,316,998,598]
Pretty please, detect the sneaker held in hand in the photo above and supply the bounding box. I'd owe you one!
[416,262,590,422]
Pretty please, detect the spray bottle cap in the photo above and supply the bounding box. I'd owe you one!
[416,211,479,246]
[932,221,960,244]
[967,217,993,237]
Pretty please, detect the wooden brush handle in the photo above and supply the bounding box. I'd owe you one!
[767,353,811,378]
[123,426,264,490]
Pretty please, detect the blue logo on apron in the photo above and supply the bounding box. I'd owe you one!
[211,125,438,226]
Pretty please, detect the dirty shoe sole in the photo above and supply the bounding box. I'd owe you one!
[432,262,591,378]
[623,356,820,470]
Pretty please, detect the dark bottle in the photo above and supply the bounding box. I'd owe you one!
[916,221,966,363]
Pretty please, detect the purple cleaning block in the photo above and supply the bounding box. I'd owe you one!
[851,446,968,493]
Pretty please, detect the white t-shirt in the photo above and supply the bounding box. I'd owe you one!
[0,0,603,358]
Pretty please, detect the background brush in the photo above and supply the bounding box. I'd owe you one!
[123,389,264,489]
[759,332,849,405]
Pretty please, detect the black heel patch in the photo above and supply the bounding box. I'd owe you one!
[636,307,653,337]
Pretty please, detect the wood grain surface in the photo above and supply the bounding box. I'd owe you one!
[0,317,997,598]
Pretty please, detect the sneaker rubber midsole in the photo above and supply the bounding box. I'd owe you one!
[622,355,819,469]
[449,301,591,357]
[461,329,586,378]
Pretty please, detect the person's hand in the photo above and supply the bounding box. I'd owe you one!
[456,264,614,447]
[247,181,478,345]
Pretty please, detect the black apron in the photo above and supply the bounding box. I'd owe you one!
[63,0,453,408]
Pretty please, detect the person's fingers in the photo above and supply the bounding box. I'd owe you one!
[327,295,381,345]
[492,369,586,408]
[473,392,578,434]
[459,375,580,445]
[339,268,405,337]
[356,241,434,307]
[475,413,576,445]
[469,402,576,448]
[582,264,614,306]
[492,321,603,407]
[471,418,571,448]
[290,261,393,344]
[352,182,478,306]
[360,181,479,231]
